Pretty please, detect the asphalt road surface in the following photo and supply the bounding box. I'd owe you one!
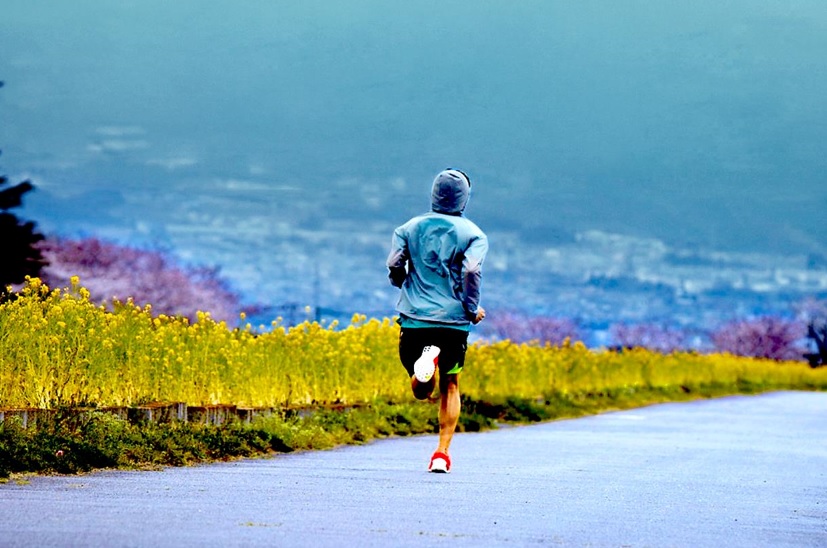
[1,391,825,547]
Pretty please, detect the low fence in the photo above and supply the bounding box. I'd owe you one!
[0,401,332,429]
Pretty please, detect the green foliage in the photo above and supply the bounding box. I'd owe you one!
[3,278,827,477]
[0,180,46,290]
[0,402,438,477]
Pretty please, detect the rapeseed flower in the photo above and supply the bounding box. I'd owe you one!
[1,276,826,410]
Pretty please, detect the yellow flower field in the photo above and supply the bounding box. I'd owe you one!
[1,278,825,409]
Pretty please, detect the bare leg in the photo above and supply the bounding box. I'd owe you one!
[436,374,460,454]
[411,375,435,401]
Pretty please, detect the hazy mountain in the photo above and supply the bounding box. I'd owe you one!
[2,1,826,320]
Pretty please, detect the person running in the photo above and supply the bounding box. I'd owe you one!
[386,168,488,473]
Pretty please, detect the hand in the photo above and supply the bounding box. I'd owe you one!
[472,307,486,325]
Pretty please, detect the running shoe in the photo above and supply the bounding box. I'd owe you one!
[428,451,451,473]
[413,345,440,383]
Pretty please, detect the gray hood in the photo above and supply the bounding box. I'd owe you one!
[431,169,471,215]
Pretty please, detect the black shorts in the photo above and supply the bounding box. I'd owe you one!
[398,327,469,378]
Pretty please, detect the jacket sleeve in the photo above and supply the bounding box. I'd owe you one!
[461,233,488,319]
[386,227,409,288]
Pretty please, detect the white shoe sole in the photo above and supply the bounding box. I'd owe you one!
[413,346,440,383]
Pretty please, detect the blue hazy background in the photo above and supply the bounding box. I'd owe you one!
[2,0,826,332]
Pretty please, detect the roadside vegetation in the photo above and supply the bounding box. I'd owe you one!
[2,277,826,478]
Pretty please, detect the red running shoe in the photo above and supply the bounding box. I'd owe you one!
[428,451,451,473]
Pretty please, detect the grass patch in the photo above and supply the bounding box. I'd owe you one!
[0,402,440,478]
[4,384,820,478]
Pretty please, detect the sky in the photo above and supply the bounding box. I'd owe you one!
[2,0,826,286]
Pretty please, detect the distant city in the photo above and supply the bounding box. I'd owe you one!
[158,209,827,346]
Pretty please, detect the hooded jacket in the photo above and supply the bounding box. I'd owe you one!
[386,170,488,326]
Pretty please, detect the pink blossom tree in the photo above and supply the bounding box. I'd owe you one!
[609,323,687,353]
[710,316,806,361]
[794,297,827,324]
[38,237,241,324]
[482,311,580,345]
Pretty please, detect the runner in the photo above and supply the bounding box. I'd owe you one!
[386,168,488,473]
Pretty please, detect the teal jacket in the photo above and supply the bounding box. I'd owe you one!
[387,170,488,326]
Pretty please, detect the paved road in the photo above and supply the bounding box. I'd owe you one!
[1,391,825,547]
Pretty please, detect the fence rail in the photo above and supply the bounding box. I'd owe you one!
[0,401,356,428]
